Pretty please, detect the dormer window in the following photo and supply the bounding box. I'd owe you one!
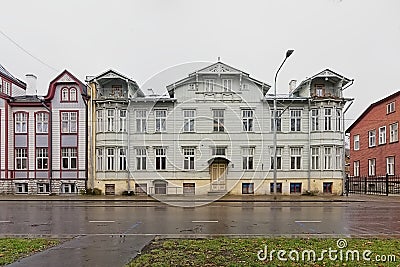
[2,79,11,95]
[111,85,122,97]
[61,87,78,102]
[315,84,325,97]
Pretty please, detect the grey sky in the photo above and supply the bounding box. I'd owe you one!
[1,0,399,127]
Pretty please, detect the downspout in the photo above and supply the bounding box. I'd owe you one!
[83,93,89,192]
[40,100,52,194]
[87,82,94,191]
[127,96,132,193]
[342,99,354,194]
[307,98,311,193]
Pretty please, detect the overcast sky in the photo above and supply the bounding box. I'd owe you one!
[1,0,399,127]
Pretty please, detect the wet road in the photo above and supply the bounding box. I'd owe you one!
[1,200,400,237]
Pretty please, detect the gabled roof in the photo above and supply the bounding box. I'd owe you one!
[346,90,400,133]
[44,70,87,100]
[293,69,352,94]
[86,69,137,84]
[0,63,26,89]
[167,61,271,96]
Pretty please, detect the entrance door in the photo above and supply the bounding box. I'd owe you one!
[210,161,227,191]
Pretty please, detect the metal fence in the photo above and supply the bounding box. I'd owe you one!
[346,174,400,195]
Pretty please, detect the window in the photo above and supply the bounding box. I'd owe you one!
[16,183,28,194]
[111,85,122,97]
[323,182,333,193]
[36,148,48,169]
[15,148,27,170]
[242,147,254,170]
[106,148,115,171]
[2,80,11,95]
[222,79,232,91]
[183,110,195,132]
[242,183,254,194]
[270,147,282,170]
[213,110,224,132]
[311,147,320,170]
[387,102,395,114]
[136,110,147,133]
[205,79,214,92]
[242,110,253,132]
[155,148,166,170]
[61,112,77,133]
[368,158,376,176]
[136,148,147,170]
[15,112,27,133]
[390,122,398,143]
[119,110,127,132]
[96,110,103,132]
[61,88,69,101]
[324,108,332,131]
[183,147,195,170]
[107,109,115,132]
[336,109,342,131]
[290,183,302,194]
[212,147,226,156]
[354,135,360,150]
[37,183,49,194]
[96,148,103,171]
[335,147,342,170]
[183,183,195,195]
[290,110,301,131]
[311,109,319,131]
[271,110,282,132]
[155,110,167,132]
[35,113,48,134]
[61,183,77,194]
[324,147,333,170]
[387,156,395,175]
[188,83,196,91]
[368,130,376,147]
[315,84,325,97]
[270,183,282,193]
[119,148,127,171]
[354,161,360,177]
[241,83,249,91]
[69,88,77,101]
[379,126,386,145]
[154,182,167,194]
[290,147,302,170]
[62,148,77,169]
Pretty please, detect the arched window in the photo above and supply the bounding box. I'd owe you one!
[69,88,77,101]
[61,88,69,101]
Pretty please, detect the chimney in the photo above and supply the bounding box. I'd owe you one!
[147,88,155,96]
[289,80,297,93]
[25,74,37,96]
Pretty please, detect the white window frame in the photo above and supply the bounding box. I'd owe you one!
[290,147,302,170]
[155,148,167,170]
[270,147,282,170]
[2,80,11,95]
[324,108,332,131]
[213,109,225,132]
[69,88,77,101]
[205,79,215,92]
[387,102,395,114]
[368,158,376,176]
[61,112,77,133]
[354,161,360,177]
[15,148,27,170]
[271,109,282,132]
[107,109,115,132]
[96,110,103,132]
[62,148,77,169]
[96,148,104,171]
[324,147,333,170]
[183,147,195,170]
[336,109,342,131]
[222,79,232,91]
[61,183,77,194]
[311,109,319,131]
[119,110,127,132]
[106,148,115,171]
[242,147,254,170]
[61,88,69,101]
[136,148,147,170]
[36,148,48,170]
[242,110,254,132]
[368,130,376,147]
[155,110,167,132]
[119,148,127,171]
[354,135,360,150]
[387,156,395,175]
[390,122,399,143]
[335,146,342,170]
[135,110,147,133]
[183,110,195,132]
[311,147,320,170]
[212,147,227,156]
[16,183,28,194]
[15,112,27,133]
[290,109,301,132]
[36,112,49,133]
[379,126,386,145]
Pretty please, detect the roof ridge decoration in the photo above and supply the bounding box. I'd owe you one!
[190,62,248,76]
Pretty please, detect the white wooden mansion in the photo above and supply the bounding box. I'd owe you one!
[87,62,353,196]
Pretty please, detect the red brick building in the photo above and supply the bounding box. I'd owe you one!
[346,91,400,177]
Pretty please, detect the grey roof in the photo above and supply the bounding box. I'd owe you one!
[0,64,26,88]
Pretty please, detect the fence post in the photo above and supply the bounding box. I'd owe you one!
[364,176,367,194]
[345,174,349,197]
[386,173,389,196]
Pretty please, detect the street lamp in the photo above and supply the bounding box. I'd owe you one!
[273,49,294,197]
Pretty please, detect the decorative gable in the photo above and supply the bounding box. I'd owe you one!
[194,62,244,75]
[58,73,75,83]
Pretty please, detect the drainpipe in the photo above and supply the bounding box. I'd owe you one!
[307,98,311,192]
[40,100,52,194]
[127,96,132,193]
[83,92,89,193]
[342,99,354,194]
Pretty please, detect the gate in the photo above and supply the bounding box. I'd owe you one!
[346,174,400,195]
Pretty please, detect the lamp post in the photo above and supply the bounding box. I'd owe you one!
[273,49,294,196]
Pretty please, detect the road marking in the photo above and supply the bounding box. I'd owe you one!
[89,220,115,223]
[295,220,321,223]
[192,220,219,223]
[0,221,11,223]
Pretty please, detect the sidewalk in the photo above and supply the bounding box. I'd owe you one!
[0,193,398,202]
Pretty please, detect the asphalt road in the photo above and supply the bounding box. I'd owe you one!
[2,200,400,267]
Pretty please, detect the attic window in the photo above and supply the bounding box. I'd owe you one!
[188,83,196,91]
[387,102,395,114]
[315,84,325,97]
